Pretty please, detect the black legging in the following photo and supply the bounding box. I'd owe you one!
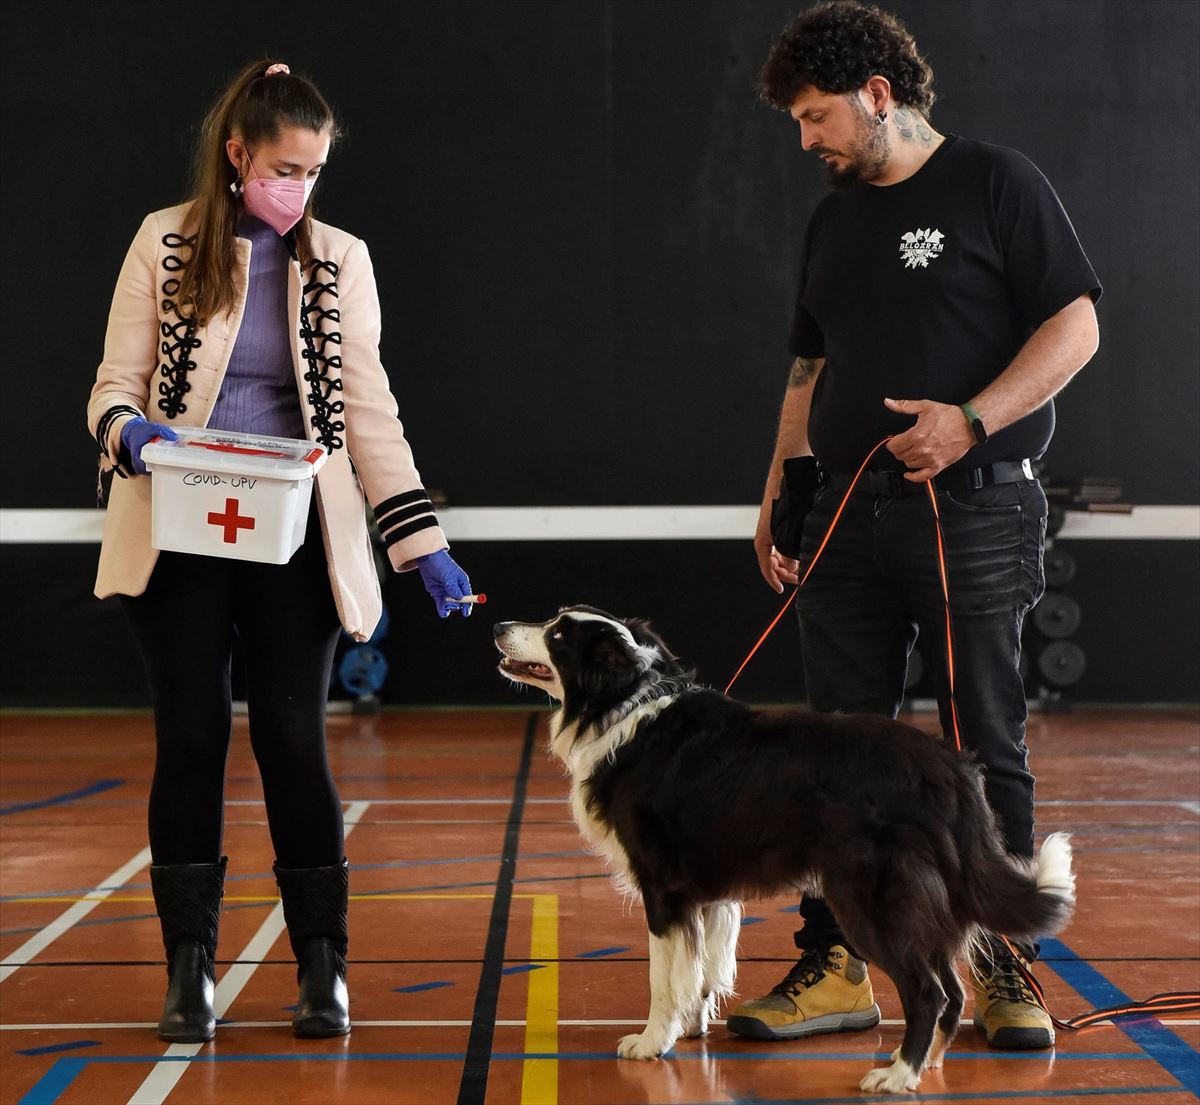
[122,512,344,868]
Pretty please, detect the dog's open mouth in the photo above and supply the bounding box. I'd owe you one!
[498,656,554,682]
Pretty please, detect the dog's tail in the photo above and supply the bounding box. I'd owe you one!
[963,830,1076,940]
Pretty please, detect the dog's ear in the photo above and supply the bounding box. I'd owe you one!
[624,617,678,661]
[580,630,642,698]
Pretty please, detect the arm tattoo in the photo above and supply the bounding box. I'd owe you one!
[789,356,820,387]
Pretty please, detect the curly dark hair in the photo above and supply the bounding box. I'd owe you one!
[760,1,936,114]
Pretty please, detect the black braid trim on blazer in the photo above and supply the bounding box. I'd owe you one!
[299,259,346,452]
[373,488,433,523]
[382,514,440,547]
[157,233,202,419]
[377,500,436,535]
[95,404,142,458]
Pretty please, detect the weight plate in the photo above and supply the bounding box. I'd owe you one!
[1033,593,1082,639]
[338,645,389,697]
[1043,548,1077,588]
[1037,640,1087,687]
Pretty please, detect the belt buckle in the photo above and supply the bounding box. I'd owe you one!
[968,467,985,491]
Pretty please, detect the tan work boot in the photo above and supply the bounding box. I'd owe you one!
[726,945,881,1040]
[972,940,1055,1049]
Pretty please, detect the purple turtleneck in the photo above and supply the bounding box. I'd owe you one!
[206,213,307,440]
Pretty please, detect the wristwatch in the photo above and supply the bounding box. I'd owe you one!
[960,401,989,445]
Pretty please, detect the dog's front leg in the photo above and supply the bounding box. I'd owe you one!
[618,912,703,1060]
[684,901,742,1037]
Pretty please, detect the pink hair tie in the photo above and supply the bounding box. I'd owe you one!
[265,63,290,76]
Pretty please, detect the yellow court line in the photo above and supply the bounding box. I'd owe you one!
[522,893,559,1105]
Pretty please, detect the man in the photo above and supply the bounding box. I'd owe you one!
[727,1,1100,1051]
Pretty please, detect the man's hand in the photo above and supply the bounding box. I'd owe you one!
[883,397,975,481]
[754,501,799,593]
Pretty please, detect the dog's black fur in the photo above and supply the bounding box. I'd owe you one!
[495,606,1075,1092]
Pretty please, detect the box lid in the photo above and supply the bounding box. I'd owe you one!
[141,427,328,481]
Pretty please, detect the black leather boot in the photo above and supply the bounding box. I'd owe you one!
[274,859,350,1038]
[148,858,226,1043]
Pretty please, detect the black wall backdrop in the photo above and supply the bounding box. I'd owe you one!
[1,0,1197,707]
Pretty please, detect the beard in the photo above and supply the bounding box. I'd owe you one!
[817,102,890,191]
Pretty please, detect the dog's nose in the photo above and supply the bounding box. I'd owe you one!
[493,622,508,638]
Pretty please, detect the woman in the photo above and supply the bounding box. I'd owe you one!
[87,60,475,1043]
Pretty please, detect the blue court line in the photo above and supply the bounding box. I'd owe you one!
[14,1041,100,1057]
[14,1052,1185,1105]
[0,780,124,817]
[1040,937,1200,1097]
[741,916,766,925]
[500,963,546,975]
[393,980,454,993]
[577,946,631,958]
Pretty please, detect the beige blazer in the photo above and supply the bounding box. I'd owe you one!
[88,203,448,641]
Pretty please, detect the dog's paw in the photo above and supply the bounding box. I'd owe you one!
[684,994,716,1038]
[860,1060,920,1094]
[617,1032,664,1060]
[925,1026,949,1069]
[889,1041,945,1072]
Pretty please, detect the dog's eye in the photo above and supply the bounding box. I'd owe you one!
[551,631,563,640]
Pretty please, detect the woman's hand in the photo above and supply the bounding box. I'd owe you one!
[416,550,475,618]
[121,417,178,475]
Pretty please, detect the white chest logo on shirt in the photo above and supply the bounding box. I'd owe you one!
[899,227,945,269]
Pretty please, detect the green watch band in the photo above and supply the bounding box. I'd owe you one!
[960,402,988,444]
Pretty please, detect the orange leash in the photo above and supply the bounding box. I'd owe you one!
[725,438,892,696]
[922,480,963,752]
[726,444,1200,1026]
[999,935,1200,1030]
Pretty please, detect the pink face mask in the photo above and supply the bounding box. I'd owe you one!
[239,153,316,236]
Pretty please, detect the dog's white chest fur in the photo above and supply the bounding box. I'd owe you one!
[552,695,678,891]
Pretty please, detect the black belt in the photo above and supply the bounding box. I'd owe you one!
[823,459,1033,497]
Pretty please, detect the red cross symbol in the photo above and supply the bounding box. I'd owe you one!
[207,498,256,544]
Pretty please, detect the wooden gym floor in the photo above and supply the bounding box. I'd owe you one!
[1,707,1197,1105]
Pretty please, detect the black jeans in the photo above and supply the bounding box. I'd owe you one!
[792,476,1047,950]
[122,513,345,869]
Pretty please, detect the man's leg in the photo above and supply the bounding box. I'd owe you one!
[891,478,1054,1048]
[728,488,909,1040]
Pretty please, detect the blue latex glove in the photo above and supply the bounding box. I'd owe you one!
[416,549,474,618]
[121,417,178,475]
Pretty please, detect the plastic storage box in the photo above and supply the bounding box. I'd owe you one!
[141,427,329,564]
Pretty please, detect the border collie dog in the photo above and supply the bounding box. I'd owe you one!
[495,606,1075,1095]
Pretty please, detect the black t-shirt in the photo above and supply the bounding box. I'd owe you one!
[791,135,1102,472]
